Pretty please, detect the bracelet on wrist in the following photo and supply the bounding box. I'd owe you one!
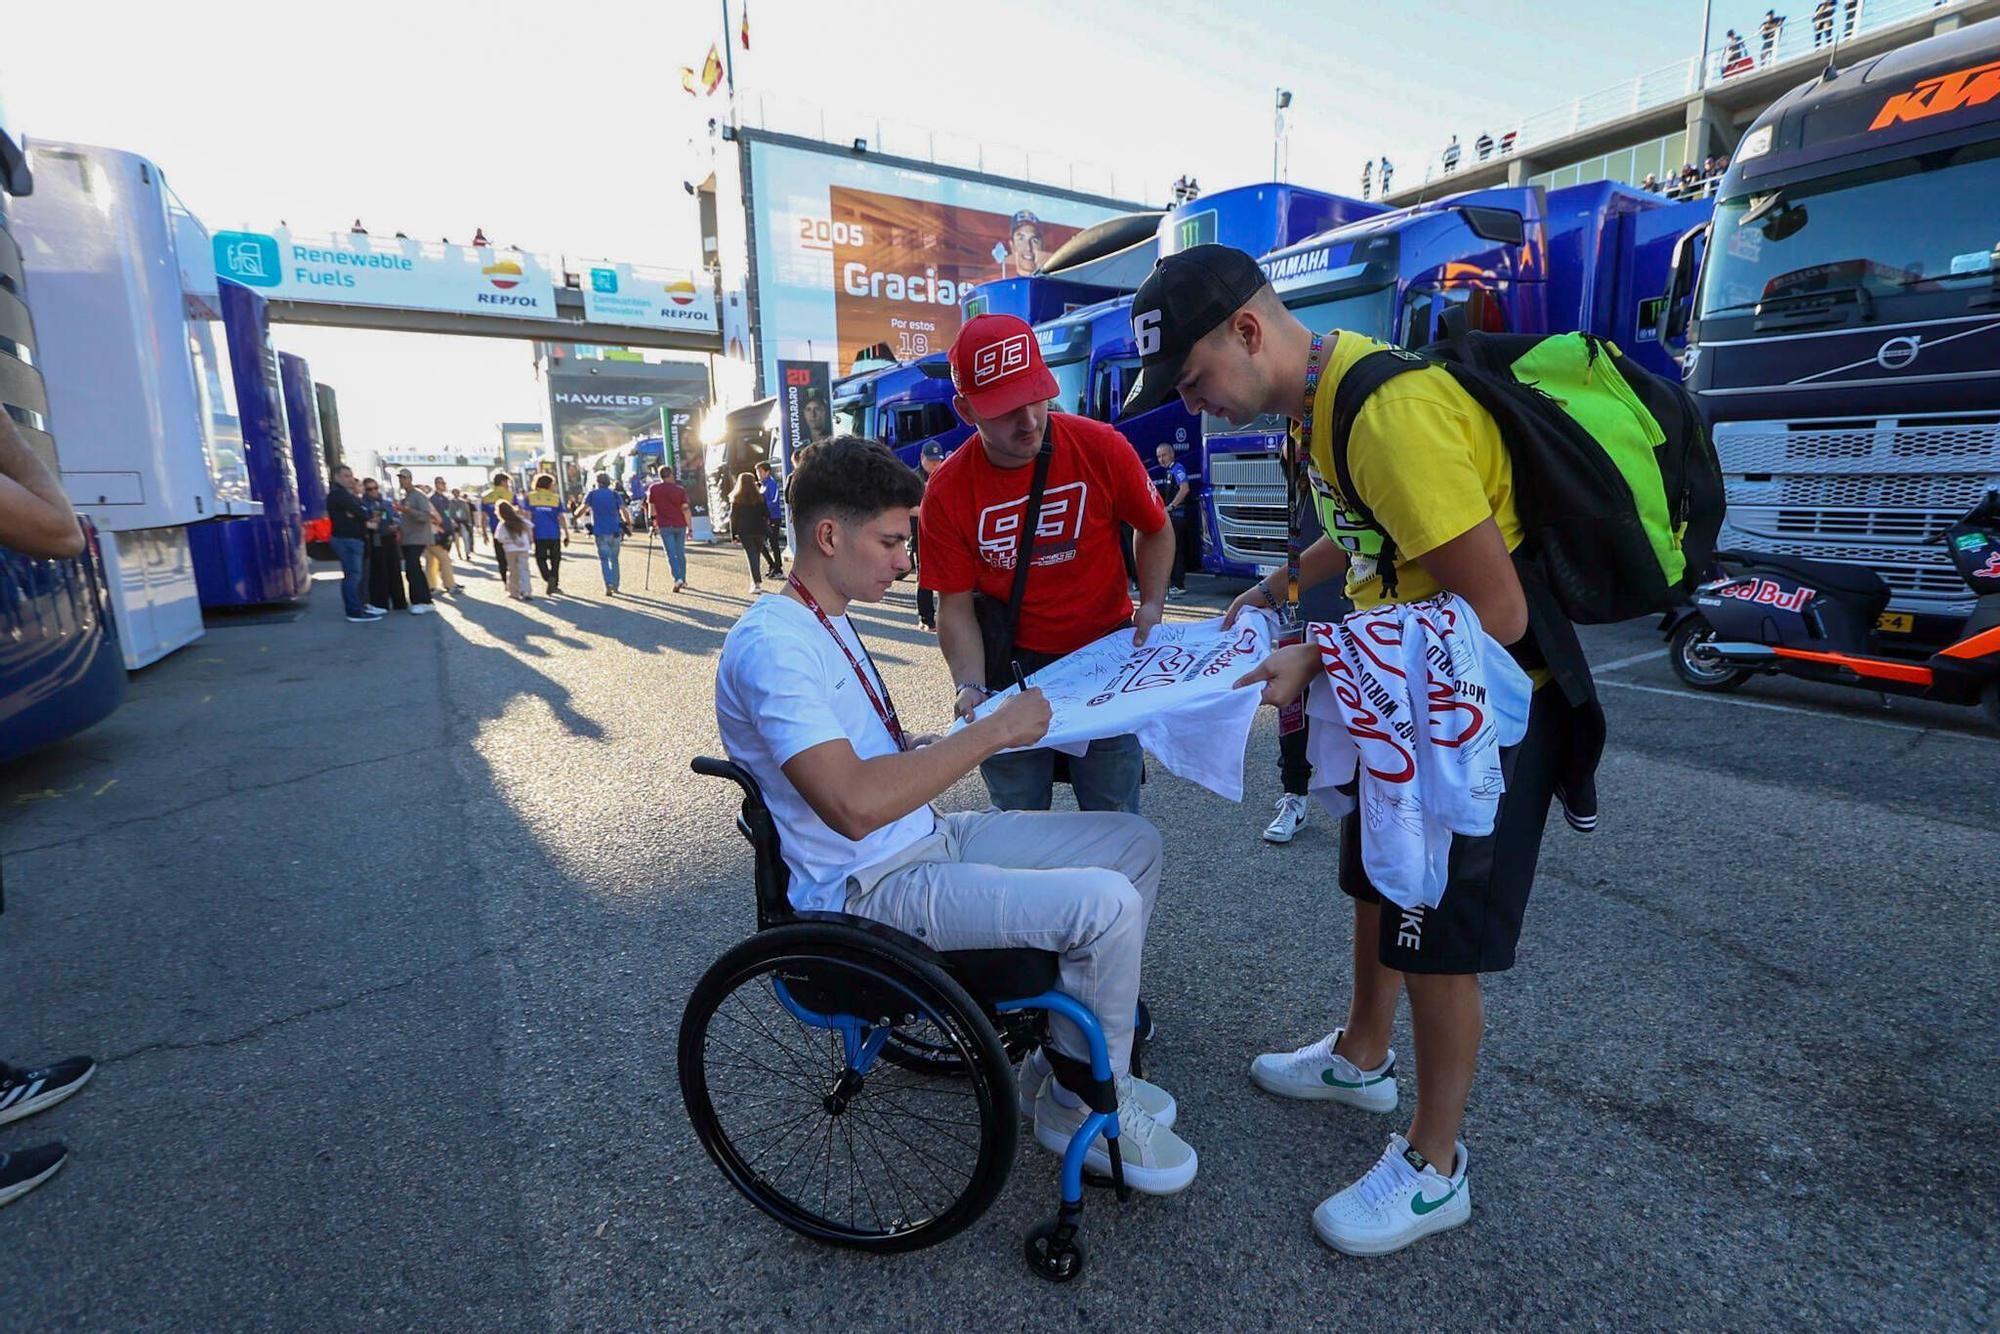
[955,682,991,698]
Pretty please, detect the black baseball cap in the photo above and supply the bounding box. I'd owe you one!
[1119,244,1268,419]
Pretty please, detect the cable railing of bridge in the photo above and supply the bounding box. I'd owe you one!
[1411,0,1977,187]
[731,92,1168,206]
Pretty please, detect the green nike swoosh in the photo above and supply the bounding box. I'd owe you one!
[1410,1184,1459,1216]
[1320,1068,1391,1089]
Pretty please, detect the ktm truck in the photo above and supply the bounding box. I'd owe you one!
[1669,17,2000,645]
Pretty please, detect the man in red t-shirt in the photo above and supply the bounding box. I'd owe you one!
[920,314,1173,812]
[645,464,693,593]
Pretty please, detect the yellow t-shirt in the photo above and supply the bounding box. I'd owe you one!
[1300,333,1526,611]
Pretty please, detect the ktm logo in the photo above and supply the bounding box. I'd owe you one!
[1869,57,2000,130]
[971,333,1031,387]
[482,260,524,290]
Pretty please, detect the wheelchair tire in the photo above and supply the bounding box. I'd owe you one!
[679,921,1016,1253]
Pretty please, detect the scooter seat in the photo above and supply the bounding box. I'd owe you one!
[1715,551,1890,598]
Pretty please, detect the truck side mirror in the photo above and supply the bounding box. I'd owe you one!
[1660,223,1709,348]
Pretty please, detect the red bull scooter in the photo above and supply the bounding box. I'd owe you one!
[1663,492,2000,729]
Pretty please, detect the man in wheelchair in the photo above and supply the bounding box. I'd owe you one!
[714,435,1198,1195]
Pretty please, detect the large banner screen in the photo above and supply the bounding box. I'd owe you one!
[746,138,1129,392]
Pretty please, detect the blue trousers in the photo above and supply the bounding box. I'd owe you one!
[594,533,622,590]
[657,526,688,583]
[979,732,1143,814]
[331,537,366,616]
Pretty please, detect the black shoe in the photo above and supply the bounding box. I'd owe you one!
[0,1143,67,1208]
[0,1056,95,1127]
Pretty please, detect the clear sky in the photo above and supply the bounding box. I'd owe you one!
[2,0,1773,456]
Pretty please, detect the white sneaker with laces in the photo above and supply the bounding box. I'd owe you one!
[409,604,434,614]
[365,605,389,615]
[1263,794,1311,844]
[1313,1133,1470,1256]
[1248,1028,1397,1111]
[1033,1073,1197,1195]
[1016,1050,1175,1127]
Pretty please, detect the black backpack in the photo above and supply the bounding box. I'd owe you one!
[1324,330,1724,624]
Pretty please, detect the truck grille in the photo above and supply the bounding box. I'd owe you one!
[1712,414,2000,618]
[1208,451,1290,568]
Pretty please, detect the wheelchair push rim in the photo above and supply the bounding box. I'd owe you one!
[678,924,1016,1253]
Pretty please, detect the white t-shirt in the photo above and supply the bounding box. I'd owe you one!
[715,594,938,912]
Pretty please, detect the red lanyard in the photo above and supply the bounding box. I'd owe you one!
[787,575,907,752]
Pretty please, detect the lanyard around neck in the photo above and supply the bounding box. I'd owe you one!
[786,575,907,752]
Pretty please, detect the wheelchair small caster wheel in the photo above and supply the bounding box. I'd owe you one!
[1025,1219,1086,1282]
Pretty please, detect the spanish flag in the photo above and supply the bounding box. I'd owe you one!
[739,4,750,49]
[681,44,725,97]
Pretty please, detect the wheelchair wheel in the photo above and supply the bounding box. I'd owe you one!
[679,922,1016,1252]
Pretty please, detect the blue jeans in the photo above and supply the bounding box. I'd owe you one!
[658,526,688,583]
[980,731,1143,813]
[331,537,366,616]
[594,533,622,590]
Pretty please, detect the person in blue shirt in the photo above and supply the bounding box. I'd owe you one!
[583,472,627,596]
[755,460,786,578]
[1150,442,1193,598]
[524,472,568,596]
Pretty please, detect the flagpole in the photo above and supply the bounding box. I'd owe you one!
[720,0,738,115]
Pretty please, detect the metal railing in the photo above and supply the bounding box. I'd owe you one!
[1413,0,1975,186]
[732,93,1163,205]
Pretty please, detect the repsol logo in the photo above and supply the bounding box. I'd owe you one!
[477,292,542,307]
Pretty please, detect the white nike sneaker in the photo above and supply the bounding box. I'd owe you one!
[1263,794,1311,844]
[1313,1133,1470,1257]
[1016,1049,1176,1127]
[1033,1073,1197,1195]
[1248,1028,1398,1111]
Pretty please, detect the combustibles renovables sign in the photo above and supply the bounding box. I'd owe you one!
[579,260,720,334]
[212,228,559,319]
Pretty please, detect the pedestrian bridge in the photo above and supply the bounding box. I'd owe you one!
[204,227,722,353]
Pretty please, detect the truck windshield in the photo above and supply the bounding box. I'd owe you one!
[833,397,868,438]
[1048,356,1089,414]
[1201,284,1397,439]
[1700,137,2000,317]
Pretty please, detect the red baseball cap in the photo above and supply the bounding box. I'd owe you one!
[948,314,1058,418]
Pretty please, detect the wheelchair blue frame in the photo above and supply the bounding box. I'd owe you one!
[772,978,1119,1211]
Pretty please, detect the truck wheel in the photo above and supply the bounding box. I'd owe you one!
[1669,616,1753,692]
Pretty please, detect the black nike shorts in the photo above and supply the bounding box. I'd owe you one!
[1336,685,1562,975]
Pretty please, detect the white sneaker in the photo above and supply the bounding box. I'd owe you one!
[1313,1133,1470,1257]
[1263,794,1311,844]
[1033,1073,1197,1195]
[365,605,389,614]
[1016,1050,1175,1128]
[1248,1028,1398,1111]
[409,604,434,614]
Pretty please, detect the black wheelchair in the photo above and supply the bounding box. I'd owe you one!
[678,756,1152,1282]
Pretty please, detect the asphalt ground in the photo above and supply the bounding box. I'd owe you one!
[2,531,1993,1331]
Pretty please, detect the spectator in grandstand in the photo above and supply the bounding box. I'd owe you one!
[1760,10,1786,63]
[1500,130,1517,156]
[350,219,367,235]
[472,228,490,247]
[1360,159,1374,200]
[1814,0,1836,45]
[1379,155,1393,193]
[1641,172,1661,193]
[1442,136,1462,175]
[1723,28,1749,67]
[1843,0,1860,39]
[1474,132,1494,162]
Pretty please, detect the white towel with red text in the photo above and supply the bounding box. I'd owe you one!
[1304,594,1531,909]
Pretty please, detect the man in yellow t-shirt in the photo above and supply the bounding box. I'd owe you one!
[1122,245,1570,1259]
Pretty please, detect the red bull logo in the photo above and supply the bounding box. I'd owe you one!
[1715,576,1816,611]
